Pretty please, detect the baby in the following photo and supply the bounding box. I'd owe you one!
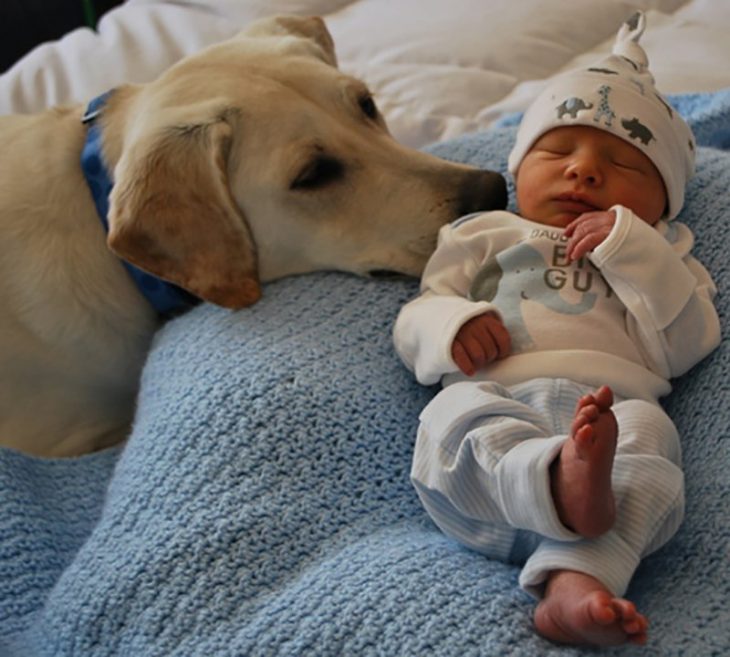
[393,12,720,647]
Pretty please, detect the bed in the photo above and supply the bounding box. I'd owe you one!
[1,1,729,655]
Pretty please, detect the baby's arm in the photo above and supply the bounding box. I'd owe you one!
[393,219,505,384]
[586,206,720,378]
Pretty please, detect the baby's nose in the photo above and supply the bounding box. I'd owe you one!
[566,158,602,185]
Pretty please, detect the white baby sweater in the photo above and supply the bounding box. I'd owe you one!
[393,206,720,401]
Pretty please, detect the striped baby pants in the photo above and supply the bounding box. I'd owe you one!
[411,378,684,597]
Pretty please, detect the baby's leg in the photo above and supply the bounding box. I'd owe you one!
[523,396,684,647]
[550,385,617,538]
[535,570,648,646]
[412,379,584,557]
[411,380,553,561]
[534,386,650,646]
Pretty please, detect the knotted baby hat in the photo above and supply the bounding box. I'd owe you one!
[507,11,695,220]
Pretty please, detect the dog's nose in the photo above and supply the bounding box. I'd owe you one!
[458,169,508,216]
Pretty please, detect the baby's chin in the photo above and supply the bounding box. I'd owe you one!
[522,212,578,229]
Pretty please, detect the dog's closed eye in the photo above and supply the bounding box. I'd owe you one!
[291,156,344,190]
[358,94,378,120]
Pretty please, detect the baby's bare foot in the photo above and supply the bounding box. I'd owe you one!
[551,385,617,537]
[535,570,648,646]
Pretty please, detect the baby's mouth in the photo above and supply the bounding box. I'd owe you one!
[553,193,600,214]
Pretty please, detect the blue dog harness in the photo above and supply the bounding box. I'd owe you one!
[81,92,197,316]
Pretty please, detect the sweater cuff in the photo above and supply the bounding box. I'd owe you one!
[590,206,696,329]
[496,434,580,541]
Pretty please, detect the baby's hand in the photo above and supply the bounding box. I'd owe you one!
[564,210,617,261]
[452,313,511,376]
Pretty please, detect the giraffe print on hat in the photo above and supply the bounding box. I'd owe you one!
[593,85,616,127]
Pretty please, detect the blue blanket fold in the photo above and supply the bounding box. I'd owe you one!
[2,90,729,657]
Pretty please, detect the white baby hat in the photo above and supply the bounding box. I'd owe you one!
[508,11,695,219]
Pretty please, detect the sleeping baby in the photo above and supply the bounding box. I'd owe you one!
[393,12,720,647]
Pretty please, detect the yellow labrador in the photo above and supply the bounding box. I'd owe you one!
[0,15,506,457]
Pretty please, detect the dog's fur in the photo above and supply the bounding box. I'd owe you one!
[0,16,506,457]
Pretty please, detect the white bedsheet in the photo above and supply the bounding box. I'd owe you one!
[1,0,729,147]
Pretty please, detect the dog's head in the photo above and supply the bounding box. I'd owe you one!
[104,16,507,309]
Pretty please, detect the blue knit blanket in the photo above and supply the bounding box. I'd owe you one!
[2,91,729,657]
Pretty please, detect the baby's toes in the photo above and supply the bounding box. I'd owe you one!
[574,393,597,414]
[625,614,648,636]
[571,425,595,456]
[594,385,614,411]
[573,404,599,428]
[612,599,638,621]
[628,625,649,645]
[623,618,642,634]
[586,592,618,626]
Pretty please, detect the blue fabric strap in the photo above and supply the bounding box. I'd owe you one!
[81,92,197,317]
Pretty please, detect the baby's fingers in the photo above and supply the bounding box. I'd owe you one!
[484,316,512,359]
[452,313,512,375]
[567,232,607,261]
[453,329,497,374]
[452,340,476,376]
[563,212,595,236]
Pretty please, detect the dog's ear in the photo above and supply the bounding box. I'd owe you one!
[107,110,261,310]
[242,15,337,67]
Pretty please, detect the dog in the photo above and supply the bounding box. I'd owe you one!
[0,15,507,457]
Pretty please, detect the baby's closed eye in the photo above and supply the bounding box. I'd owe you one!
[610,154,643,168]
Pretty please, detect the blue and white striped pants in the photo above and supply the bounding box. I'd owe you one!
[412,378,684,597]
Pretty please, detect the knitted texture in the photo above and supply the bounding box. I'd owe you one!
[1,91,728,657]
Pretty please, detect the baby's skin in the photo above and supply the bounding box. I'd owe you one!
[452,311,650,645]
[536,386,649,646]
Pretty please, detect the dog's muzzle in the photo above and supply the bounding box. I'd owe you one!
[457,169,508,217]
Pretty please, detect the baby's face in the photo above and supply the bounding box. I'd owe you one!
[515,126,667,228]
